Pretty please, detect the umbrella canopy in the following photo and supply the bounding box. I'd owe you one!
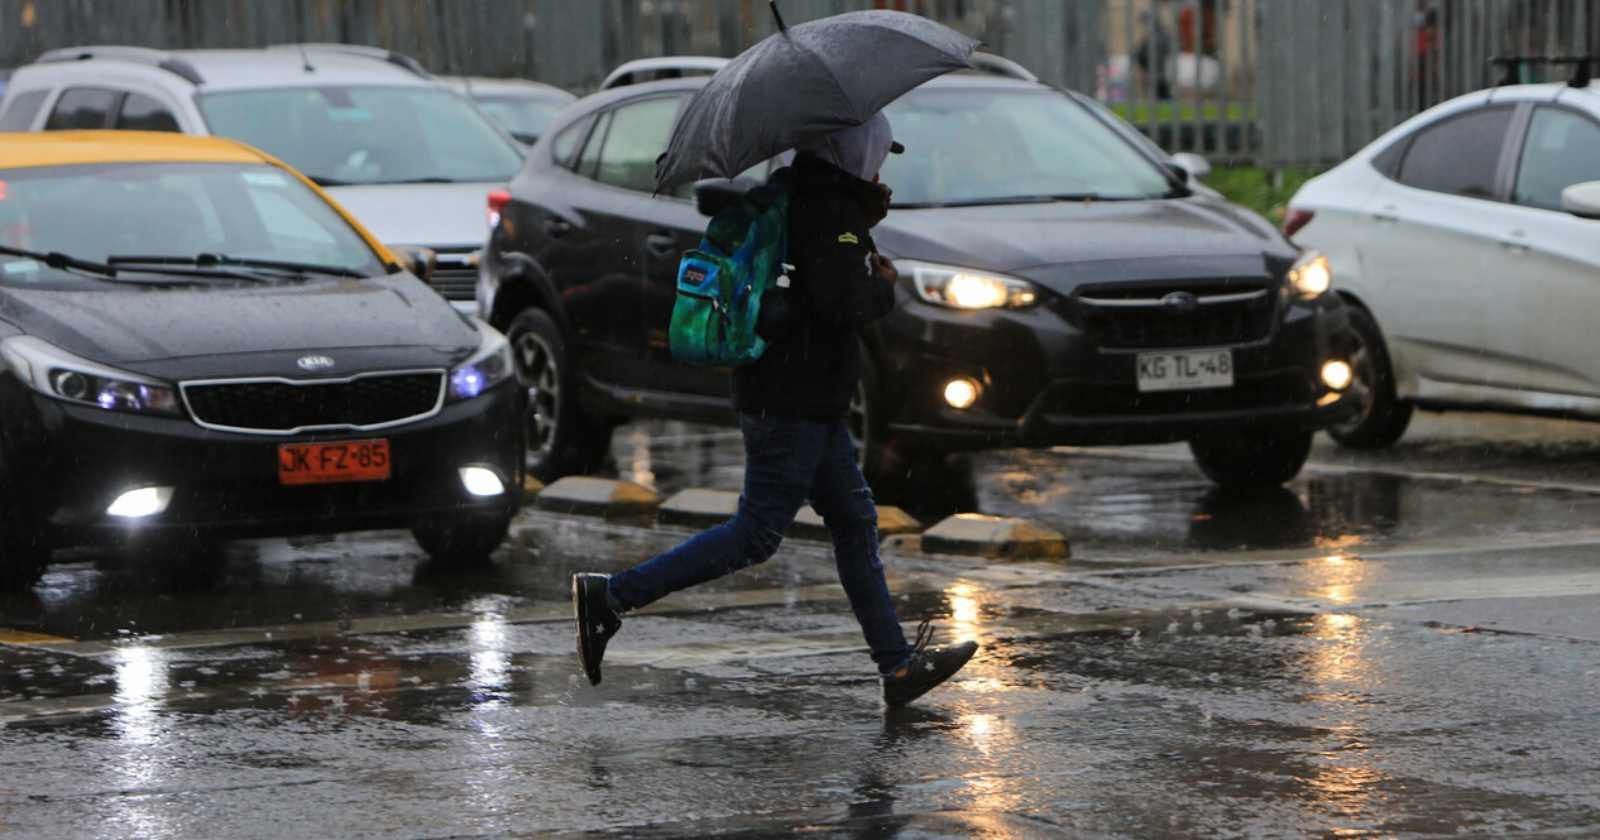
[655,9,978,192]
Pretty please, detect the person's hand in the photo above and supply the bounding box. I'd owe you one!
[871,253,898,285]
[865,182,893,227]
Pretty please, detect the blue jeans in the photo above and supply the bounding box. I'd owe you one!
[609,413,911,674]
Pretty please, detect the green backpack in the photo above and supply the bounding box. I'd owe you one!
[668,184,791,367]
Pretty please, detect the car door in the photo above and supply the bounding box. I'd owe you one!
[1358,104,1517,392]
[578,94,705,395]
[1490,104,1600,398]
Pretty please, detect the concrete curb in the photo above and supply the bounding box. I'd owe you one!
[920,513,1071,560]
[534,476,661,519]
[656,488,923,541]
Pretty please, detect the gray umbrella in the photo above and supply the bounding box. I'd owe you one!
[655,8,977,192]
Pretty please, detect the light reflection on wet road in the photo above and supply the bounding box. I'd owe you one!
[4,413,1600,837]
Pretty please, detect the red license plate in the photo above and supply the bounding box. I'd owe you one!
[278,439,391,486]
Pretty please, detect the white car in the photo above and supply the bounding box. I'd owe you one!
[1287,76,1600,448]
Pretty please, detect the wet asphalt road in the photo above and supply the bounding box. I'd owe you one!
[3,412,1600,838]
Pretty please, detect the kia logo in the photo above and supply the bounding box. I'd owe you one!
[1161,291,1199,314]
[297,355,336,371]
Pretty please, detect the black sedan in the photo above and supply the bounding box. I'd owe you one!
[0,131,523,590]
[479,70,1356,488]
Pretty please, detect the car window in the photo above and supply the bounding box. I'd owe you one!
[474,94,567,141]
[1512,107,1600,212]
[198,86,523,186]
[116,92,181,132]
[0,89,49,130]
[593,96,682,193]
[552,113,596,169]
[576,110,611,180]
[0,163,386,285]
[1395,106,1513,199]
[44,88,120,130]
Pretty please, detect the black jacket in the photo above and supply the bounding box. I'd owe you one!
[734,155,898,419]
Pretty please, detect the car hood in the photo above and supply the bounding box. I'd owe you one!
[873,196,1293,289]
[0,274,478,376]
[325,182,502,250]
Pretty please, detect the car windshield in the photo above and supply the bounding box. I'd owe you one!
[0,162,387,286]
[197,85,524,186]
[473,94,567,140]
[881,88,1176,206]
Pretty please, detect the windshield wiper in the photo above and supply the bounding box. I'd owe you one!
[0,245,234,286]
[309,176,354,187]
[108,254,366,279]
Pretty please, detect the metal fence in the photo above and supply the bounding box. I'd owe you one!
[1,0,1595,168]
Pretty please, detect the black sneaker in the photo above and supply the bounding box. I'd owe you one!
[573,573,622,686]
[882,620,978,708]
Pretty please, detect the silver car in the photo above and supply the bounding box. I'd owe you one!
[445,76,575,145]
[0,44,525,309]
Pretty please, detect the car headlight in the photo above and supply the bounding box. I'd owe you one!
[0,336,181,417]
[904,260,1040,310]
[449,318,514,401]
[1287,251,1333,299]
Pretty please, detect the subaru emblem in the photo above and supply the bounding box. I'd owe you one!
[1161,291,1199,314]
[297,354,336,371]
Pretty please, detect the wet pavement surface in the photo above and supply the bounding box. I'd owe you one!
[4,412,1600,838]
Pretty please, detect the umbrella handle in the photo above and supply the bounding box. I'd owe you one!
[769,1,788,34]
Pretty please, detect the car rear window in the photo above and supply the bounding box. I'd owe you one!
[0,89,49,130]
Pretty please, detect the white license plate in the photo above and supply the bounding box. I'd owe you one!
[1136,348,1234,392]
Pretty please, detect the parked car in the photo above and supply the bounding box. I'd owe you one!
[600,56,727,90]
[1287,73,1600,448]
[0,131,523,590]
[479,68,1358,488]
[0,44,525,311]
[446,76,576,145]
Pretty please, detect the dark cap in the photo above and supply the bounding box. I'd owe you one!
[889,141,906,154]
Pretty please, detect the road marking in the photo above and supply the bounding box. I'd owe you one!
[1052,445,1600,496]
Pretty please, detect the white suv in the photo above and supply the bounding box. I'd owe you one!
[0,44,526,309]
[1287,73,1600,448]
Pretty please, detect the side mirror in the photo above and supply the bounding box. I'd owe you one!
[1561,181,1600,220]
[693,176,761,216]
[1169,152,1212,182]
[387,244,436,283]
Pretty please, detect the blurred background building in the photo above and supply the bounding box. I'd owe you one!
[1,0,1594,167]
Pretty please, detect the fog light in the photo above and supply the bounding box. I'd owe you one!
[943,378,980,410]
[1321,360,1353,392]
[459,466,506,497]
[107,486,173,519]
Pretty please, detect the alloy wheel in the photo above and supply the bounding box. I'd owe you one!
[514,330,561,468]
[1330,332,1377,438]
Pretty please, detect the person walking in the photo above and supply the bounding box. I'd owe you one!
[572,113,977,708]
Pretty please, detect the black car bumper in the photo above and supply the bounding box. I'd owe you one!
[874,294,1356,449]
[2,378,523,546]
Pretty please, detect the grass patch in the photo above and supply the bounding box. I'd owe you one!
[1110,101,1256,124]
[1205,165,1321,220]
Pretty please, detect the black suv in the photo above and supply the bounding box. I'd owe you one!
[480,72,1356,488]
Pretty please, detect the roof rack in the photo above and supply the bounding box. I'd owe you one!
[34,45,205,85]
[968,52,1038,83]
[1489,56,1593,89]
[268,43,432,79]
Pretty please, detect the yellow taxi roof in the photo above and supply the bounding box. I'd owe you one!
[0,130,272,168]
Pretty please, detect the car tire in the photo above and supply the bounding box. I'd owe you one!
[1189,426,1314,489]
[1327,304,1413,450]
[506,308,613,483]
[0,467,48,592]
[848,344,938,486]
[413,513,513,565]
